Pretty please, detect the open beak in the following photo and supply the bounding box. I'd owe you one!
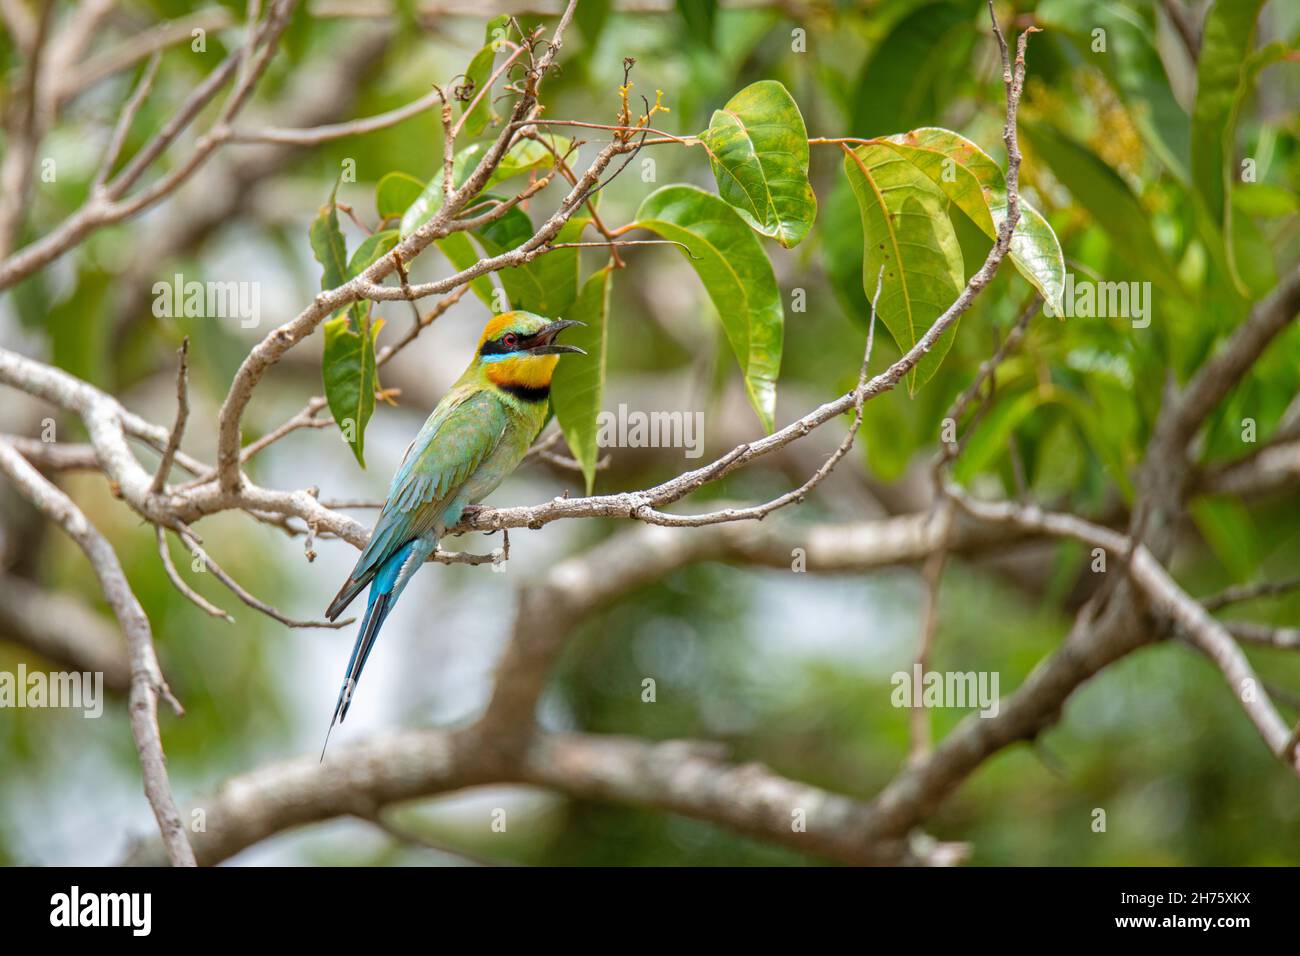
[525,319,586,355]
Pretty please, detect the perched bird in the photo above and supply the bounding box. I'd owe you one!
[321,311,584,753]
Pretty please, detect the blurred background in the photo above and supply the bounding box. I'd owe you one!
[1,0,1299,865]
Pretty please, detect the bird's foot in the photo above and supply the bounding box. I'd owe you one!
[461,504,492,531]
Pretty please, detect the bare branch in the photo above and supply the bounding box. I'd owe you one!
[150,339,191,495]
[175,526,354,629]
[0,442,195,866]
[155,527,234,623]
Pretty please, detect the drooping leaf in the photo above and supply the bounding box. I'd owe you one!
[322,315,384,468]
[1190,0,1267,224]
[700,80,817,248]
[375,171,425,222]
[842,144,965,390]
[459,44,497,139]
[634,185,784,431]
[552,267,613,494]
[309,181,348,297]
[345,228,399,326]
[878,127,1065,313]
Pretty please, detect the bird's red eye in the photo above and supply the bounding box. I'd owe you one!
[502,333,518,349]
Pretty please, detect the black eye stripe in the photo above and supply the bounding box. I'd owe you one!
[480,331,529,356]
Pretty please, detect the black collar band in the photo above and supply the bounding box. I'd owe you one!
[498,382,550,403]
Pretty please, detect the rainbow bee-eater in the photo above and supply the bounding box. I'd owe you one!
[322,311,584,750]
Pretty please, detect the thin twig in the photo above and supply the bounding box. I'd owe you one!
[150,338,190,495]
[155,526,234,622]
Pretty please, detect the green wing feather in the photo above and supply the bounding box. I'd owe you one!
[327,387,510,617]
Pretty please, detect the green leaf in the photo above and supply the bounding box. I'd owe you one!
[1231,182,1299,219]
[850,1,974,137]
[455,135,569,193]
[472,200,588,317]
[399,135,570,238]
[699,80,817,248]
[824,174,873,329]
[1228,190,1277,298]
[954,387,1054,483]
[484,13,510,50]
[552,267,613,494]
[375,171,425,221]
[309,181,348,296]
[1191,495,1260,583]
[1037,0,1190,178]
[1190,0,1267,224]
[575,0,611,48]
[436,231,497,309]
[345,229,399,326]
[1032,415,1085,501]
[322,315,384,468]
[1222,41,1290,296]
[842,143,965,391]
[459,44,497,139]
[634,184,784,431]
[878,127,1065,313]
[675,0,716,48]
[347,229,399,276]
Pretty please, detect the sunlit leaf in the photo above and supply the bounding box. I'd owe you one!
[700,80,817,248]
[879,127,1065,313]
[842,144,965,390]
[635,185,783,431]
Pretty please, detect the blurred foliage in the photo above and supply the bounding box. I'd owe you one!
[2,0,1299,865]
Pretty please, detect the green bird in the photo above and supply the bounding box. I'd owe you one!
[322,311,584,750]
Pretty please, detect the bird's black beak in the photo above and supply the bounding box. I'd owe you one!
[525,319,586,355]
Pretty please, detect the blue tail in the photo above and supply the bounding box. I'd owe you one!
[320,537,434,759]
